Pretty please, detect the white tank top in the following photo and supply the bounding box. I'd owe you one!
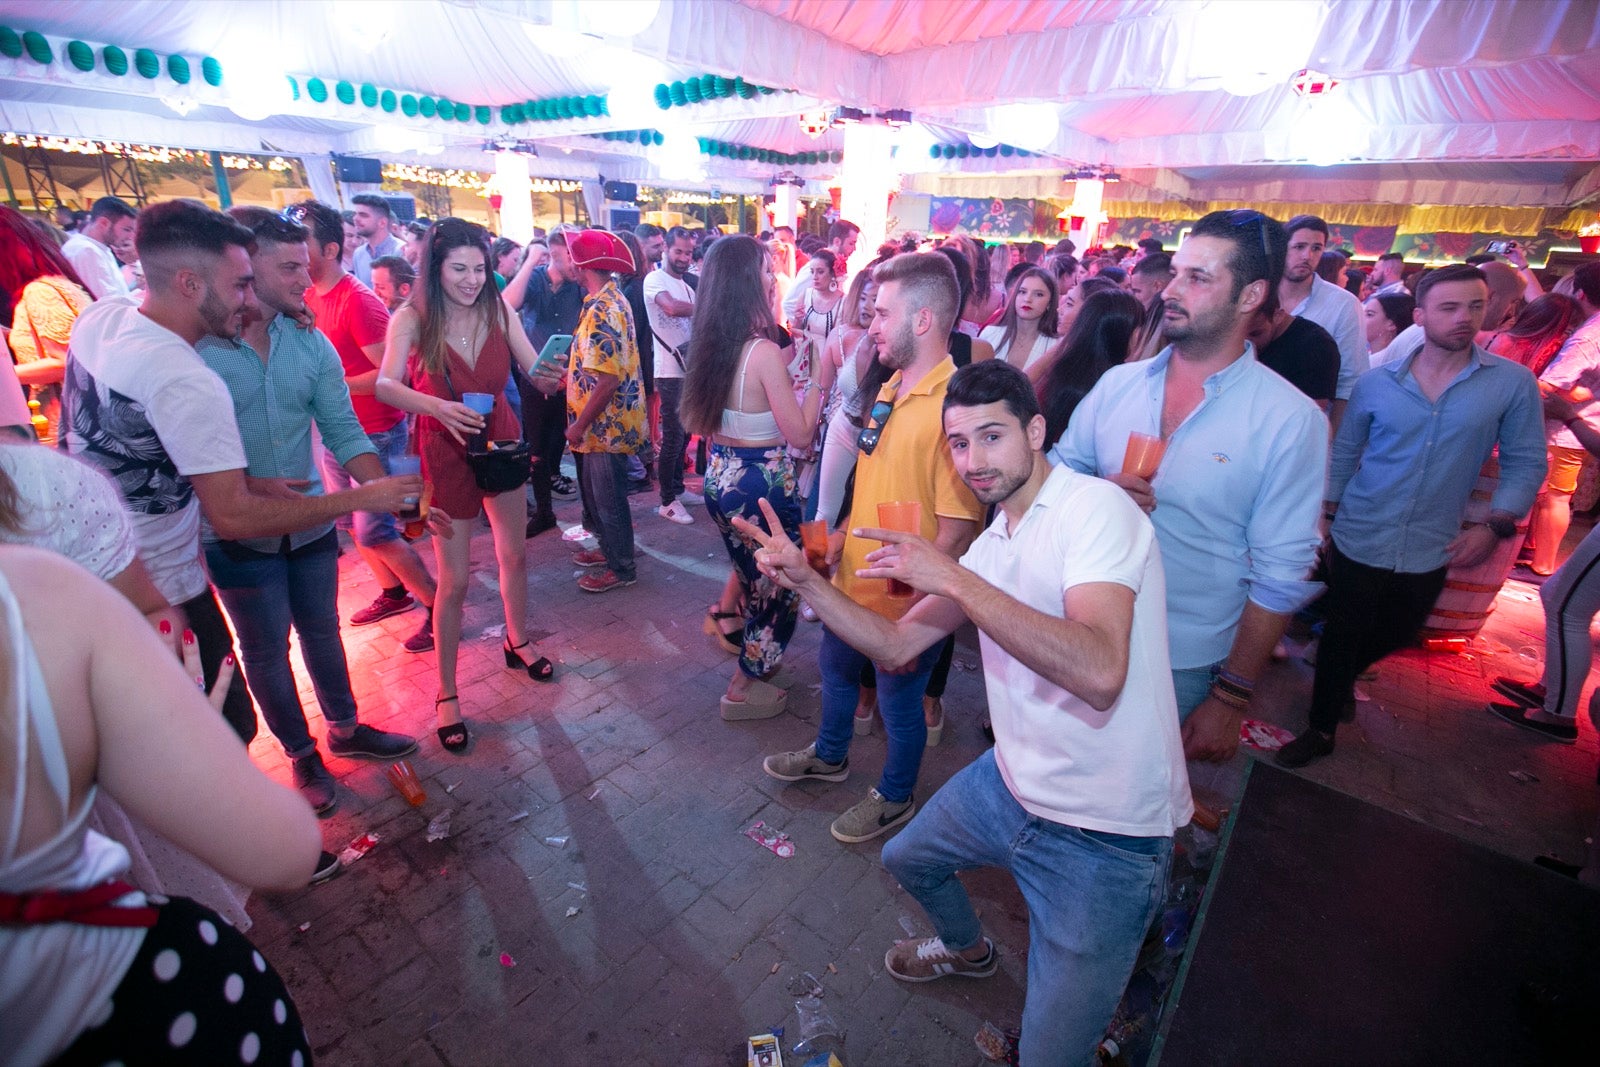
[0,569,143,1067]
[719,338,782,442]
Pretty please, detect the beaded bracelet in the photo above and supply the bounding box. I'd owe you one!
[1208,684,1250,710]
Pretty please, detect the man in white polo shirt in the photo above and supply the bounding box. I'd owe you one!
[735,360,1190,1067]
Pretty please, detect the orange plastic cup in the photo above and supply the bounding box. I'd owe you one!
[876,501,922,598]
[799,520,830,576]
[385,760,426,807]
[1121,431,1166,480]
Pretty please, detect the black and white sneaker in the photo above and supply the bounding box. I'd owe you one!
[310,850,342,886]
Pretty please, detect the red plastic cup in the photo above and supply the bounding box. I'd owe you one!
[799,520,830,576]
[1121,431,1166,480]
[385,760,426,807]
[876,501,922,599]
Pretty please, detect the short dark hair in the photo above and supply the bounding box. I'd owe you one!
[1464,254,1497,267]
[135,198,254,284]
[665,225,694,247]
[351,193,392,220]
[1285,214,1329,240]
[1378,252,1404,264]
[1188,209,1288,301]
[943,358,1041,429]
[289,200,345,254]
[371,254,414,284]
[1097,265,1128,285]
[828,219,860,243]
[1372,291,1414,334]
[634,222,664,240]
[89,196,137,222]
[225,205,307,248]
[1137,238,1164,254]
[1132,252,1172,278]
[1572,262,1600,306]
[1414,263,1487,307]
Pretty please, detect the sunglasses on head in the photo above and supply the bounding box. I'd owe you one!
[856,398,894,456]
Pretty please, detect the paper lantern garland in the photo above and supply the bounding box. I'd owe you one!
[653,73,782,110]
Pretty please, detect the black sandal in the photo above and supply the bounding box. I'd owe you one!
[503,640,555,681]
[435,696,470,754]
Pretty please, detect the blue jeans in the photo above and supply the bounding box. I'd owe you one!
[204,530,358,760]
[320,422,407,547]
[882,750,1171,1067]
[816,627,942,803]
[1172,661,1223,721]
[575,450,635,580]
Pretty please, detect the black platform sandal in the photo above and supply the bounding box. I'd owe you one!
[435,695,470,754]
[504,640,555,681]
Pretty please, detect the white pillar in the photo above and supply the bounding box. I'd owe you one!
[1068,178,1105,249]
[839,122,896,278]
[494,151,535,243]
[773,184,799,232]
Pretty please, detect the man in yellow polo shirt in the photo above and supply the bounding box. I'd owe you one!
[764,253,984,843]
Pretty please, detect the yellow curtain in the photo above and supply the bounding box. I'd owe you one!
[1105,200,1557,234]
[1553,207,1599,232]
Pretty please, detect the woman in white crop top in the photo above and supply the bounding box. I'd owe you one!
[0,544,319,1066]
[678,236,836,720]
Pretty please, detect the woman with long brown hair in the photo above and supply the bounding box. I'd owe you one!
[1485,292,1582,377]
[979,265,1059,371]
[1,206,93,440]
[679,235,835,719]
[375,218,554,753]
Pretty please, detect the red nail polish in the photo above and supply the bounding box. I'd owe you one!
[224,654,234,667]
[159,620,172,635]
[183,629,195,645]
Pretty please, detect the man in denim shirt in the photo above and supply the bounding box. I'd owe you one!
[1278,264,1546,767]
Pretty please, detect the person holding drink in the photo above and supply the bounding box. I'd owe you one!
[678,236,835,720]
[761,252,984,845]
[376,218,557,754]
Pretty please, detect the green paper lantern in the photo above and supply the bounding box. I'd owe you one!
[359,83,377,107]
[67,40,94,72]
[288,76,299,101]
[134,47,160,78]
[0,28,21,60]
[22,30,51,65]
[380,89,396,112]
[475,105,490,125]
[998,144,1014,156]
[583,94,602,117]
[500,104,518,123]
[623,130,637,143]
[734,77,754,98]
[711,75,729,97]
[457,102,472,121]
[307,77,327,102]
[1017,149,1030,158]
[201,55,222,86]
[436,98,454,120]
[551,97,568,118]
[654,84,671,109]
[668,81,687,106]
[335,80,354,104]
[941,144,958,159]
[167,55,190,84]
[738,146,752,160]
[697,74,716,98]
[599,95,611,116]
[652,130,663,146]
[683,79,701,103]
[956,144,970,159]
[102,44,127,75]
[400,93,418,116]
[758,84,774,95]
[419,96,436,117]
[830,150,843,163]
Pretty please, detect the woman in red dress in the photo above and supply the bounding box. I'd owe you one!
[376,218,553,752]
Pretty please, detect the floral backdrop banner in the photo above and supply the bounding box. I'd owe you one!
[930,197,1046,239]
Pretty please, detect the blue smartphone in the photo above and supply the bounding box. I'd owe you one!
[536,333,573,371]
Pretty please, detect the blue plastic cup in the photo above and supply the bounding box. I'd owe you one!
[462,392,493,452]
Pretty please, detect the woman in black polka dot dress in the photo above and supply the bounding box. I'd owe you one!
[0,544,322,1066]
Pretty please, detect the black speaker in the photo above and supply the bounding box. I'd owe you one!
[608,207,641,232]
[378,193,416,224]
[333,155,383,183]
[603,180,638,202]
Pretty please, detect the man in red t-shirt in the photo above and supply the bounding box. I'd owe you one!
[297,200,437,653]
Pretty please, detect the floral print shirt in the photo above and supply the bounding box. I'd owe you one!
[567,279,646,454]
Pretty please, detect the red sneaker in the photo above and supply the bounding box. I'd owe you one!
[577,570,636,594]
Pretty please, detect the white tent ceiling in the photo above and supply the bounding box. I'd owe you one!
[0,0,1597,209]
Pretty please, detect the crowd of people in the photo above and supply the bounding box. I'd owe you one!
[3,188,1599,1066]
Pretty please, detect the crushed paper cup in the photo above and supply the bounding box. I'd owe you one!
[1239,719,1295,752]
[338,832,380,866]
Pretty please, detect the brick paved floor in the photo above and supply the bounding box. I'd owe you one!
[235,486,1599,1067]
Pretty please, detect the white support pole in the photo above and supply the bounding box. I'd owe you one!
[838,122,895,278]
[494,151,535,243]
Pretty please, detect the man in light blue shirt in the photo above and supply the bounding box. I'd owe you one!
[350,194,406,289]
[1277,264,1546,768]
[1279,215,1368,429]
[1051,210,1328,763]
[197,206,420,816]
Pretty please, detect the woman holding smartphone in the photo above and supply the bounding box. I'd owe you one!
[376,218,556,754]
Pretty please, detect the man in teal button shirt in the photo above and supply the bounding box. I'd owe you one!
[196,207,422,816]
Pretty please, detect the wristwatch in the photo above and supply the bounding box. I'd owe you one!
[1485,515,1517,539]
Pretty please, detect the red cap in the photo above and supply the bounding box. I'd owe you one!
[569,229,635,274]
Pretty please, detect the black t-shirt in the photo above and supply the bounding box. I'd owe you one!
[1257,316,1339,403]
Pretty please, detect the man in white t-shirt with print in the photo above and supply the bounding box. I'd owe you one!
[735,360,1190,1067]
[62,199,421,763]
[643,226,701,524]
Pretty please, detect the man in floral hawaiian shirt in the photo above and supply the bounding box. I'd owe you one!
[561,230,646,593]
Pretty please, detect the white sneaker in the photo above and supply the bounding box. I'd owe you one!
[678,490,706,506]
[658,500,694,525]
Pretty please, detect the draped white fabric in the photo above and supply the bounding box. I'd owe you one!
[0,0,1596,208]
